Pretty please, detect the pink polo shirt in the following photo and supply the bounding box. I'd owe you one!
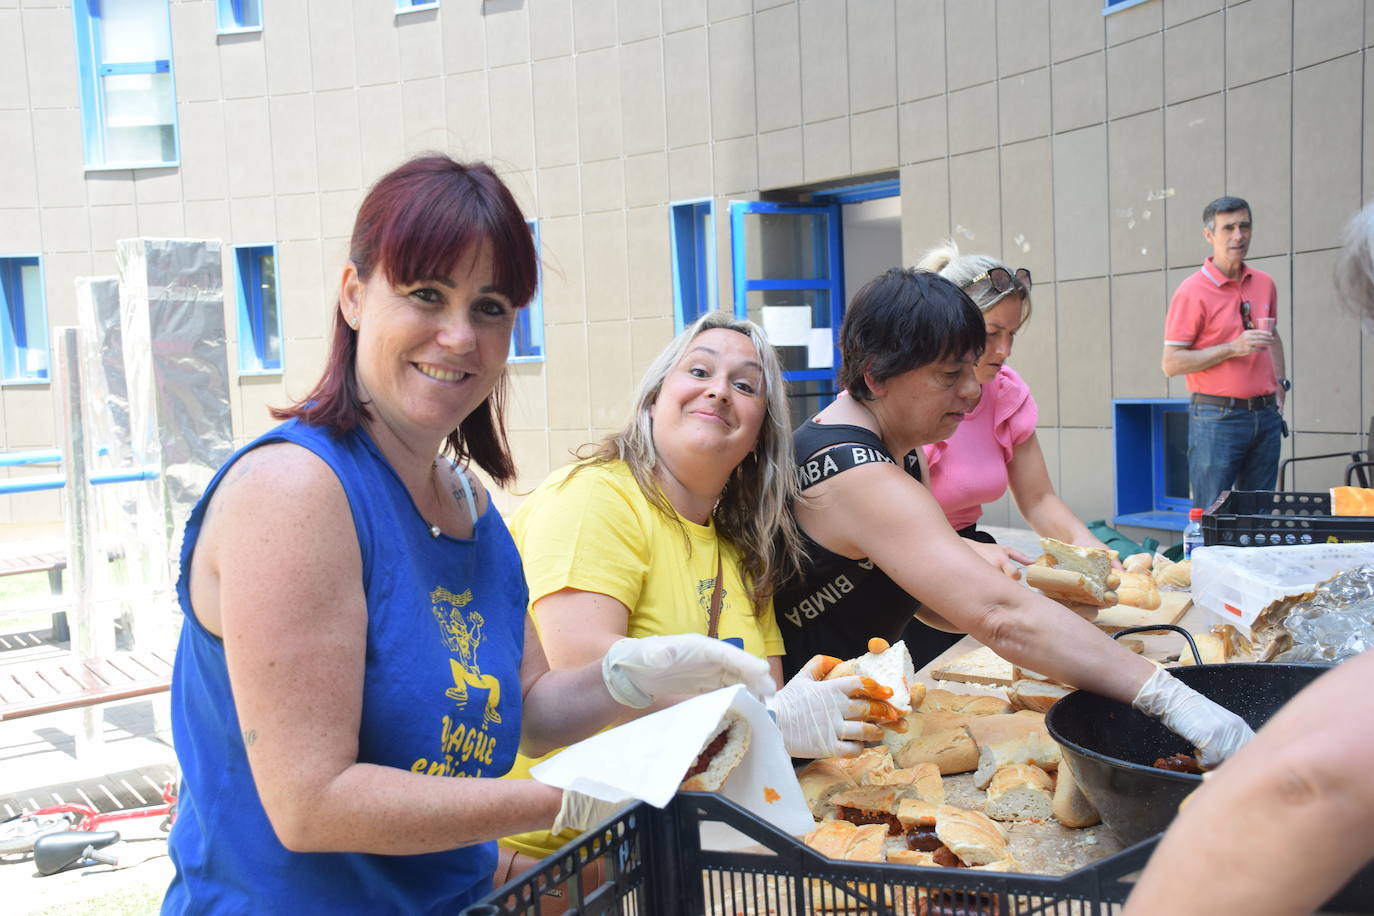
[1163,257,1278,398]
[922,365,1038,531]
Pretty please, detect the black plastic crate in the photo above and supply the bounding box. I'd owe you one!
[1201,490,1374,548]
[463,793,1163,916]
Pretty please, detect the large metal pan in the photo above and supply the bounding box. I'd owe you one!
[1045,626,1371,912]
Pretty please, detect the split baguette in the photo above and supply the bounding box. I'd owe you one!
[1028,538,1120,607]
[680,709,751,791]
[934,805,1009,866]
[965,712,1061,789]
[1051,756,1100,828]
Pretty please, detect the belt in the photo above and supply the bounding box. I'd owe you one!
[1191,392,1276,410]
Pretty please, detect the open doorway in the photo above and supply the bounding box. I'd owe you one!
[730,178,902,430]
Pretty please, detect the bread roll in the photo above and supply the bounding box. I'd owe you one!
[894,726,978,775]
[1331,485,1374,516]
[1028,538,1119,606]
[797,759,858,819]
[984,764,1053,822]
[887,848,937,867]
[1052,755,1100,828]
[920,688,1012,716]
[1177,632,1228,666]
[825,639,917,716]
[1008,678,1072,714]
[1154,558,1191,588]
[966,712,1061,789]
[896,797,941,829]
[869,762,945,804]
[1115,570,1162,610]
[1122,552,1154,574]
[934,805,1009,866]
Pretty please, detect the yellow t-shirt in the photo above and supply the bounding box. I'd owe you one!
[500,459,784,858]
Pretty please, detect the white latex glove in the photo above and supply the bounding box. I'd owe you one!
[1132,666,1255,768]
[552,789,631,835]
[767,655,885,758]
[600,634,776,708]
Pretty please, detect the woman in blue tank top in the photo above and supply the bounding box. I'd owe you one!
[163,157,778,915]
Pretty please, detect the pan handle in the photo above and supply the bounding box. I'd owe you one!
[1111,623,1202,665]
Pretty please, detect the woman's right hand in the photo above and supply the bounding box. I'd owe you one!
[600,634,775,708]
[1132,667,1255,768]
[768,655,891,757]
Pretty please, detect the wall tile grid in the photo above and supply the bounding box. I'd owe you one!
[3,0,1371,529]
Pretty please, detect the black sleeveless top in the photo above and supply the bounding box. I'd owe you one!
[776,420,944,681]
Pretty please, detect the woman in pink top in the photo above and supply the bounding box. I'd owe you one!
[915,243,1114,576]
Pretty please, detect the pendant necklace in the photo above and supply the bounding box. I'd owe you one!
[427,460,443,538]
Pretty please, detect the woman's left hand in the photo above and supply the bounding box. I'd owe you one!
[965,540,1033,579]
[767,655,891,758]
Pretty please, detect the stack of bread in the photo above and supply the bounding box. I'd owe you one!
[1121,550,1192,589]
[799,684,1106,877]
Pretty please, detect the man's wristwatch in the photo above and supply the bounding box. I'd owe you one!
[1277,378,1291,392]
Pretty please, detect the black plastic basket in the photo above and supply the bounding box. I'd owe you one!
[1201,490,1374,547]
[463,793,1164,916]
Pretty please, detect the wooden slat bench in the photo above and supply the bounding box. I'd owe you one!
[0,649,174,721]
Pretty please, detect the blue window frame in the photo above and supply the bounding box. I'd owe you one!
[234,244,283,374]
[396,0,440,13]
[71,0,180,170]
[670,200,718,333]
[217,0,262,34]
[0,256,50,384]
[509,221,544,363]
[1103,0,1153,13]
[1114,398,1191,531]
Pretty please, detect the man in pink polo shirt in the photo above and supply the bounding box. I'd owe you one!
[1162,196,1288,510]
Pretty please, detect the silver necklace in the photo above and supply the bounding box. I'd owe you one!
[427,460,443,538]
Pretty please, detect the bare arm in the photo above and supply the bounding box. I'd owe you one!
[1162,331,1273,377]
[1123,651,1374,915]
[1006,434,1113,555]
[794,462,1154,703]
[200,445,621,855]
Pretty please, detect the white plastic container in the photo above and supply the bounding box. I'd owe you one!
[1190,542,1374,630]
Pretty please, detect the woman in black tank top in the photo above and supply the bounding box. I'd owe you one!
[775,268,1253,774]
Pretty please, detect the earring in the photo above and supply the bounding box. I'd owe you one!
[348,316,359,330]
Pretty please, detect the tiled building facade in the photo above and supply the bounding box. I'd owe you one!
[1,0,1371,539]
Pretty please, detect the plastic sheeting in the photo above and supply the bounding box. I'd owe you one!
[115,238,233,608]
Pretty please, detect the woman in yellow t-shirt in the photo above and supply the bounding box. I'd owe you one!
[499,312,890,867]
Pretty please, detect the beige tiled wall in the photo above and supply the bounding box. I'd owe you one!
[2,0,1371,531]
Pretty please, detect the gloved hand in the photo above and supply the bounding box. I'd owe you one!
[1132,666,1255,768]
[601,634,776,709]
[552,789,631,835]
[767,654,888,758]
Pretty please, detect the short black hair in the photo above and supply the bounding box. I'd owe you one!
[1204,196,1251,230]
[838,268,985,401]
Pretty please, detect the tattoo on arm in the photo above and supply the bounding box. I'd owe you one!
[242,728,257,746]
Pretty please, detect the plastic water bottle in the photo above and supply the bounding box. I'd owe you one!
[1182,508,1205,559]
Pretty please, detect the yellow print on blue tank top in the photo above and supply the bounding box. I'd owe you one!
[413,586,502,777]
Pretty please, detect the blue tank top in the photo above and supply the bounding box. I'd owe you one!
[163,419,527,915]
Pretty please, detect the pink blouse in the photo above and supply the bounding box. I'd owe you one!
[922,365,1038,531]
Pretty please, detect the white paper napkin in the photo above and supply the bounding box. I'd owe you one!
[530,685,814,848]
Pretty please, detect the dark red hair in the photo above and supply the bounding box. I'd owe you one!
[272,156,537,486]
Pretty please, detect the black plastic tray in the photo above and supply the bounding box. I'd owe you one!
[1201,490,1374,547]
[462,793,1165,916]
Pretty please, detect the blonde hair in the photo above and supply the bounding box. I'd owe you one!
[574,312,802,614]
[1337,204,1374,326]
[916,240,1032,324]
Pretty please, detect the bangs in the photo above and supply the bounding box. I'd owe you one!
[374,170,538,308]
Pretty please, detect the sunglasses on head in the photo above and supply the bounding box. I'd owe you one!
[965,266,1032,308]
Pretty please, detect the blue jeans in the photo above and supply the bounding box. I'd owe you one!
[1188,401,1283,509]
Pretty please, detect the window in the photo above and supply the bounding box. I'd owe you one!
[1114,398,1191,530]
[0,256,50,383]
[71,0,180,169]
[1102,0,1153,13]
[396,0,440,13]
[670,199,717,333]
[216,0,262,34]
[509,221,544,363]
[233,245,283,374]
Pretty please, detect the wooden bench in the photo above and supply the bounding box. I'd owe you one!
[0,548,66,595]
[0,649,174,722]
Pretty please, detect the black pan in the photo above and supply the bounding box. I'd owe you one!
[1046,628,1372,912]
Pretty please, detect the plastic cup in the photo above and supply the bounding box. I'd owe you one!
[1257,317,1276,333]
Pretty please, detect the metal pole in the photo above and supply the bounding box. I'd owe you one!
[55,326,108,755]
